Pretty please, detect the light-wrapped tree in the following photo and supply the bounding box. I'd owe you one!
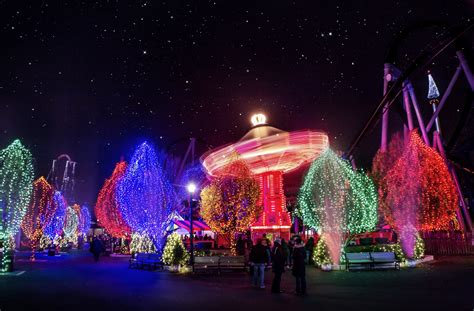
[200,154,261,255]
[0,139,34,272]
[162,232,189,267]
[297,148,378,264]
[21,177,56,260]
[118,142,174,252]
[95,161,131,238]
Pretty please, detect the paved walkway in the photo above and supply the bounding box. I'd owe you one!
[1,251,473,311]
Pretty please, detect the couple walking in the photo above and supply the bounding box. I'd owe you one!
[249,236,306,295]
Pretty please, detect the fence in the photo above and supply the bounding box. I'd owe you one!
[420,231,473,255]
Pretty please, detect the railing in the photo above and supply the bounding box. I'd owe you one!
[420,231,473,255]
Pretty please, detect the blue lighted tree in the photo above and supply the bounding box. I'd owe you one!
[118,142,174,252]
[43,191,67,241]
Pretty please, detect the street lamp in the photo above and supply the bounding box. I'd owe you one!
[187,183,197,269]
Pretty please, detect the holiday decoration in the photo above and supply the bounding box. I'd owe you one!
[129,233,156,254]
[0,139,34,272]
[371,132,405,225]
[381,131,458,232]
[44,191,67,241]
[313,236,332,266]
[21,177,56,259]
[202,113,329,241]
[78,205,91,236]
[95,161,131,238]
[118,142,174,251]
[298,148,378,233]
[162,233,189,266]
[63,205,80,244]
[297,148,378,264]
[200,154,261,255]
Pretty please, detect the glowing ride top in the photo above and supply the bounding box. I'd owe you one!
[202,113,329,176]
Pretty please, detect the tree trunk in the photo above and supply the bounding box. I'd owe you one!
[229,232,237,256]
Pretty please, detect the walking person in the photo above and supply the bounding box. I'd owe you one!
[305,237,315,265]
[236,235,245,256]
[292,236,307,296]
[288,237,295,267]
[271,238,286,293]
[249,239,267,289]
[90,237,104,263]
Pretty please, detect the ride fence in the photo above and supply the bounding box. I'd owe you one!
[420,231,473,256]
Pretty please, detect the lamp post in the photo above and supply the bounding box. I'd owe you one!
[187,183,197,269]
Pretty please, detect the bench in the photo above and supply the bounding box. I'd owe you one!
[370,252,400,270]
[129,253,164,271]
[218,256,246,272]
[193,256,220,273]
[345,252,373,271]
[345,252,400,271]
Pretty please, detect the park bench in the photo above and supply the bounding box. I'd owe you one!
[345,252,400,271]
[193,256,220,273]
[129,253,164,271]
[370,252,400,270]
[345,252,373,270]
[218,256,246,273]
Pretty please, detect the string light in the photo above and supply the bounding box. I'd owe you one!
[43,191,67,241]
[21,177,56,258]
[129,232,156,254]
[117,142,174,252]
[162,232,189,266]
[200,153,261,255]
[297,148,378,234]
[78,205,91,236]
[0,139,34,272]
[63,205,80,244]
[380,131,458,232]
[95,161,131,238]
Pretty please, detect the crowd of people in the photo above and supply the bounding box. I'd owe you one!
[247,234,317,296]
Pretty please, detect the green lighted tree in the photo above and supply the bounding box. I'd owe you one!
[0,139,34,272]
[162,233,189,266]
[297,149,378,264]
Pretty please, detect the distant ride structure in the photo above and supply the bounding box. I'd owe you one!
[46,154,77,204]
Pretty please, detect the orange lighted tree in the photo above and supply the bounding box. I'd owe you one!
[21,177,56,260]
[200,154,261,255]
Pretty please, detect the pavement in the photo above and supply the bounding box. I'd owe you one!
[1,250,473,311]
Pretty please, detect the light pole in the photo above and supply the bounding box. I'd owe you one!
[187,183,197,269]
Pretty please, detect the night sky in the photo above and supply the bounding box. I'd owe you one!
[0,1,473,205]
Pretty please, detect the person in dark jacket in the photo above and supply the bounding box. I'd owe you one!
[90,237,104,262]
[280,238,289,267]
[271,238,286,293]
[288,238,295,266]
[305,237,315,265]
[236,235,245,256]
[249,239,267,289]
[292,236,307,295]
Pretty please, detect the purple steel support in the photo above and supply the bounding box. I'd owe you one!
[380,64,391,152]
[434,132,472,232]
[407,82,430,145]
[457,50,474,91]
[402,82,414,130]
[426,66,462,132]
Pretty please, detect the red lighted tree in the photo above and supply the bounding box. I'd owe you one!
[200,154,261,255]
[382,131,458,232]
[95,161,131,238]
